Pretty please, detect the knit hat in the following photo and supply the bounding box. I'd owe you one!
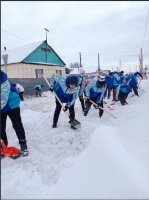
[79,68,85,74]
[99,75,105,82]
[69,76,78,85]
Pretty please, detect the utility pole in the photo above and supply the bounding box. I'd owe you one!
[2,53,8,74]
[44,28,49,63]
[119,60,121,71]
[79,52,82,72]
[136,45,143,72]
[98,53,100,75]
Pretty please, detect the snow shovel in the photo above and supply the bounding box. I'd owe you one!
[83,97,116,119]
[1,139,21,159]
[42,75,81,129]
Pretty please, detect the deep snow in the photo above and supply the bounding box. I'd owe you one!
[1,78,149,199]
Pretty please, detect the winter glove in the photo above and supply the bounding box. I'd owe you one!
[63,104,69,112]
[49,87,53,93]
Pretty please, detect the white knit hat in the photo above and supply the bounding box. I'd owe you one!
[79,68,85,74]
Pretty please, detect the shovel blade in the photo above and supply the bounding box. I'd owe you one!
[69,119,81,129]
[1,146,21,159]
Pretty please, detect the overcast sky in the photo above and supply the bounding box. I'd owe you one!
[1,1,149,72]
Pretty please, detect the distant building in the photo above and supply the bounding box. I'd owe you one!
[1,40,66,78]
[69,68,110,77]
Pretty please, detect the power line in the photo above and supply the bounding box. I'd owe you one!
[142,9,149,49]
[1,28,149,68]
[1,28,38,47]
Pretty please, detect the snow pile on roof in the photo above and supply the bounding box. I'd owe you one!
[1,41,44,65]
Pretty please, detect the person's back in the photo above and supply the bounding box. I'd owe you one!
[34,84,44,97]
[16,83,24,92]
[1,72,20,113]
[116,78,132,105]
[50,74,79,106]
[15,83,24,101]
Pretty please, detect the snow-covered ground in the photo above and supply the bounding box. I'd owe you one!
[1,78,149,199]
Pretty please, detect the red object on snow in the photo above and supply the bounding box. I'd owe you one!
[1,139,21,159]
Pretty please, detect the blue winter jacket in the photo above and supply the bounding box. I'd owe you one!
[105,74,113,88]
[1,70,20,113]
[50,74,80,107]
[126,72,143,86]
[116,84,132,100]
[111,72,121,89]
[119,75,124,84]
[34,85,43,93]
[85,79,105,103]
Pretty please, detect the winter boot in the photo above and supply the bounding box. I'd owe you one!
[84,110,88,116]
[52,124,57,128]
[20,144,29,156]
[71,125,77,130]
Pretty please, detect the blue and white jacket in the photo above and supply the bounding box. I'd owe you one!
[105,74,113,88]
[85,79,105,103]
[126,72,143,86]
[77,74,86,96]
[1,70,20,113]
[111,72,121,89]
[34,85,43,93]
[50,74,80,107]
[116,83,132,100]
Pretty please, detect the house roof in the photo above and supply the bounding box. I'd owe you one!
[1,41,43,65]
[1,41,66,66]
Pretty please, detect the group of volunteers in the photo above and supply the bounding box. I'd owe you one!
[49,68,143,129]
[105,70,143,105]
[0,68,143,159]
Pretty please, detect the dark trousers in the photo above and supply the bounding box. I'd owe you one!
[104,85,111,99]
[1,107,26,146]
[35,90,41,97]
[19,92,24,101]
[131,83,139,96]
[79,96,85,111]
[84,98,104,116]
[118,92,129,105]
[53,101,75,124]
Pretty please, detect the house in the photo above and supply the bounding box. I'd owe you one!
[69,68,110,78]
[1,40,66,78]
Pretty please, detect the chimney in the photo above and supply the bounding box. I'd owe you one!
[4,47,6,51]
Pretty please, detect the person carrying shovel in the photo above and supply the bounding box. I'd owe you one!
[49,73,80,130]
[1,70,29,159]
[84,76,106,118]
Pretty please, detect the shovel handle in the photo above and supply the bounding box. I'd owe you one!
[83,97,116,119]
[42,74,70,117]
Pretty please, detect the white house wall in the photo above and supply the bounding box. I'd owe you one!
[1,63,65,78]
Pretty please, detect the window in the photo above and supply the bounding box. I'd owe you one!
[56,70,62,75]
[41,47,50,52]
[35,69,43,78]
